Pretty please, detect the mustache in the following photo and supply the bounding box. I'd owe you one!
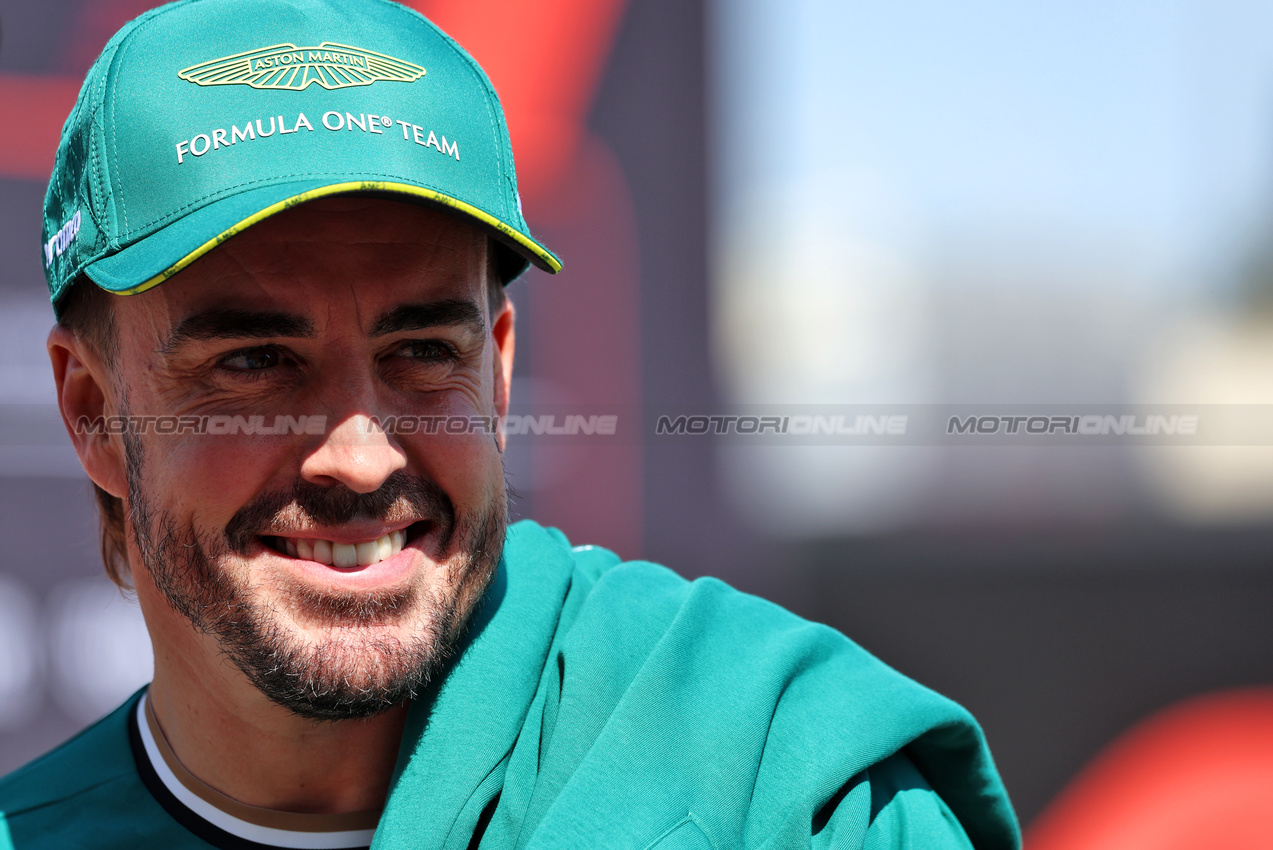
[224,471,455,554]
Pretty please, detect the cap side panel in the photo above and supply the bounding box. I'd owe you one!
[44,40,110,305]
[113,180,560,296]
[106,31,129,236]
[52,58,113,305]
[44,0,201,309]
[95,31,126,257]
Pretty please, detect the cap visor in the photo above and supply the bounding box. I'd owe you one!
[86,180,560,294]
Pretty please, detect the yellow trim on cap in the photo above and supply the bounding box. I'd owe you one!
[119,180,561,295]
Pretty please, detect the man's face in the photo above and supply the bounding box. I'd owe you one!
[101,198,513,719]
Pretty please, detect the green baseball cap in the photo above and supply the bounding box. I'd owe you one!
[42,0,560,314]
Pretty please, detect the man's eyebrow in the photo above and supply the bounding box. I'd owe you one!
[161,309,316,353]
[369,299,486,337]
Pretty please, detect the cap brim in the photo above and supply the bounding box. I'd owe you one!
[85,179,561,295]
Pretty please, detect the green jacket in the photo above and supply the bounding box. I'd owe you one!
[0,521,1019,849]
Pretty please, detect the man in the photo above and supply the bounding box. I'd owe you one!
[0,1,1020,847]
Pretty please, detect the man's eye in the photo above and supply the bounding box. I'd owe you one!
[395,340,457,361]
[219,347,282,371]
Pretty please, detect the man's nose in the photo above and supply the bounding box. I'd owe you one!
[299,412,407,493]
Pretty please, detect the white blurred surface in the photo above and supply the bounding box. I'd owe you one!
[0,575,42,730]
[46,580,152,723]
[710,0,1273,532]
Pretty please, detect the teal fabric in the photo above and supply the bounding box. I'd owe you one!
[0,521,1019,849]
[0,696,211,848]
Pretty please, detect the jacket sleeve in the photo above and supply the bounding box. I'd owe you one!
[812,751,976,850]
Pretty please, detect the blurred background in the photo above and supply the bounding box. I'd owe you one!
[3,0,1273,844]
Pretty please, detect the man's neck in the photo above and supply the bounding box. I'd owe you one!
[146,638,408,815]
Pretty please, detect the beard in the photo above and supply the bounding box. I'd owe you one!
[122,427,506,721]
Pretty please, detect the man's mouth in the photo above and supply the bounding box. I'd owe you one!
[262,524,423,568]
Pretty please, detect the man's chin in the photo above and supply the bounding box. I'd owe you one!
[245,620,453,721]
[229,559,486,720]
[268,567,427,630]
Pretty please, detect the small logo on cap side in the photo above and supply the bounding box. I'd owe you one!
[179,42,425,91]
[45,210,81,268]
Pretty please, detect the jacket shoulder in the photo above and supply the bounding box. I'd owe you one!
[521,529,1020,849]
[0,692,140,816]
[505,519,625,584]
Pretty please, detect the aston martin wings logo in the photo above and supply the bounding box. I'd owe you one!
[178,42,425,91]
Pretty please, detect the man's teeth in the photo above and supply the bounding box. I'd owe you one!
[280,531,407,567]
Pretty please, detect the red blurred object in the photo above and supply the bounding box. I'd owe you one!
[59,0,166,75]
[407,0,628,207]
[0,0,158,180]
[0,75,82,179]
[519,135,643,557]
[1027,688,1273,850]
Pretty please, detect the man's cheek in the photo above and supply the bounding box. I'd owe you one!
[158,433,292,507]
[408,432,503,491]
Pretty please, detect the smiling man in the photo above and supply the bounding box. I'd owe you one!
[0,1,1019,849]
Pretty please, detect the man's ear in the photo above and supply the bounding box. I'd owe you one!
[47,325,127,497]
[490,297,515,451]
